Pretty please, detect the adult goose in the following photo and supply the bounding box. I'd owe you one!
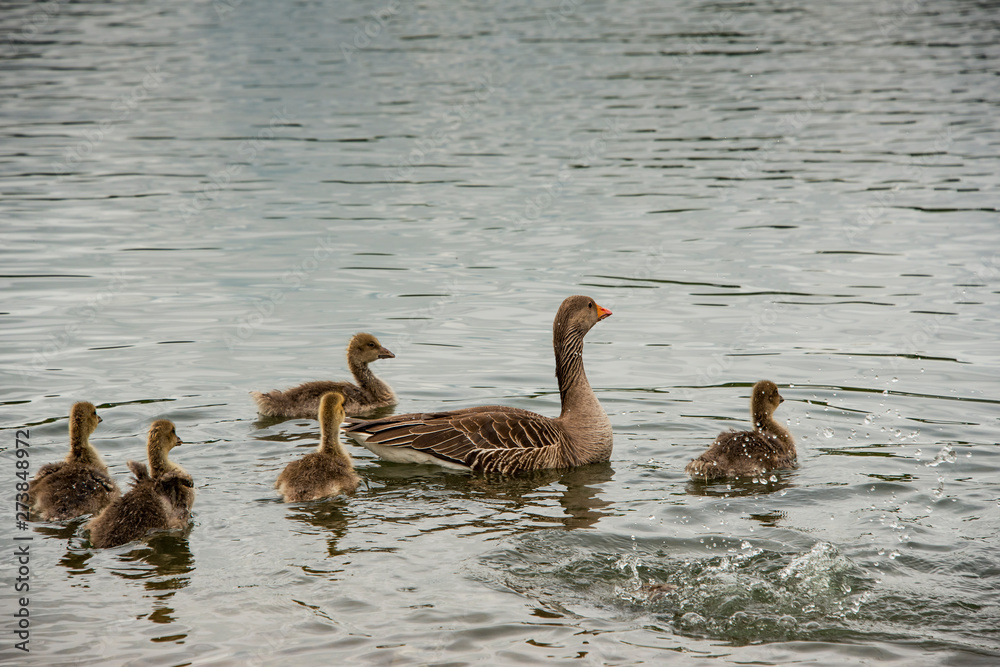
[685,380,796,481]
[344,295,613,475]
[251,332,396,418]
[28,401,120,520]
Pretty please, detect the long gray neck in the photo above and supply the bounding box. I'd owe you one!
[554,323,605,415]
[148,443,172,478]
[68,422,101,466]
[754,409,795,452]
[318,406,347,459]
[349,357,392,400]
[554,324,612,464]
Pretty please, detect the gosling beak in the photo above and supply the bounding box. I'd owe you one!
[175,438,184,446]
[778,395,785,404]
[97,415,103,423]
[378,346,395,359]
[596,304,613,321]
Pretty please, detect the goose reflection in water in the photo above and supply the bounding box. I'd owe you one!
[437,461,616,532]
[284,502,353,559]
[684,469,795,500]
[103,532,194,634]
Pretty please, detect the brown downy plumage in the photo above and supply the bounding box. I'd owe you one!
[685,380,796,481]
[344,295,614,475]
[28,402,120,520]
[87,420,194,548]
[251,332,396,418]
[275,392,359,502]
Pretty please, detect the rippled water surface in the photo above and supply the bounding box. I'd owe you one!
[2,0,999,664]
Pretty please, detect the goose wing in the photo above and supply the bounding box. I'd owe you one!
[127,460,151,482]
[345,406,570,473]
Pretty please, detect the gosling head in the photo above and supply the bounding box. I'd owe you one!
[318,391,346,428]
[553,295,612,339]
[348,332,395,364]
[70,401,102,438]
[148,419,183,457]
[751,380,784,423]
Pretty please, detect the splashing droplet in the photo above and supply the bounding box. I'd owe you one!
[823,427,834,438]
[925,444,956,467]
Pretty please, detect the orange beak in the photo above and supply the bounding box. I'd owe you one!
[596,304,612,321]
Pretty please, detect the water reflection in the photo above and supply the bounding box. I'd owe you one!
[684,468,795,499]
[359,460,617,535]
[105,533,194,633]
[285,501,352,558]
[34,519,97,576]
[466,462,617,530]
[747,510,787,527]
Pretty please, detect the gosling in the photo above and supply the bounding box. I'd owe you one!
[276,392,359,502]
[686,380,796,481]
[251,332,396,418]
[28,401,120,520]
[87,420,194,548]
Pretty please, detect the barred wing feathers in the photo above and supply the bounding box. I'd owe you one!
[346,406,571,474]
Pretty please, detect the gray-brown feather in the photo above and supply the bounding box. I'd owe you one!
[685,430,796,481]
[87,461,193,548]
[28,461,120,521]
[275,452,359,502]
[253,380,388,419]
[252,333,396,418]
[346,406,576,472]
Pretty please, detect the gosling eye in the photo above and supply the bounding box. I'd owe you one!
[369,342,375,348]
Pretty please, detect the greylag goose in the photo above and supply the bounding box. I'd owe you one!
[344,295,613,475]
[87,420,194,548]
[28,402,120,520]
[685,380,796,481]
[276,392,360,502]
[251,332,396,418]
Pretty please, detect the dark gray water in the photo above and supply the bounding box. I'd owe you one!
[2,0,999,664]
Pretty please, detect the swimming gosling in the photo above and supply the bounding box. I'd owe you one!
[685,380,796,481]
[87,420,194,548]
[276,392,359,502]
[28,401,120,520]
[251,332,396,418]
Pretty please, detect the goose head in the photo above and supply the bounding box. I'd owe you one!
[319,391,346,431]
[751,380,784,424]
[348,332,395,365]
[70,401,102,439]
[553,295,612,341]
[148,419,183,461]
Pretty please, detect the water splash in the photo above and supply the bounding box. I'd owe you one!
[924,444,956,468]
